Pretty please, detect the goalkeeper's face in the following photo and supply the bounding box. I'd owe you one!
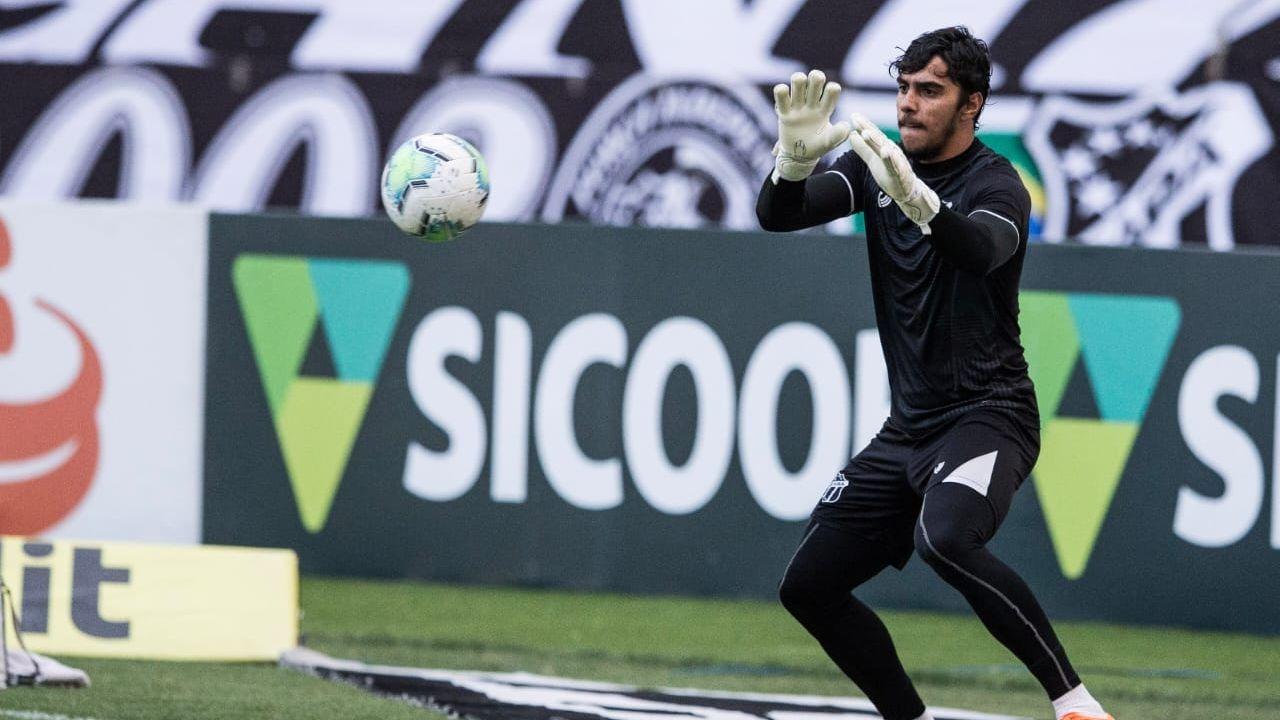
[895,56,972,162]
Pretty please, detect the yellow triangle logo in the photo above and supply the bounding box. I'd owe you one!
[1033,419,1138,579]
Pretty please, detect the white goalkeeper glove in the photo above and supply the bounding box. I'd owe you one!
[771,69,851,183]
[848,113,940,233]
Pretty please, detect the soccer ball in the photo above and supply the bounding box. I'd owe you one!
[380,133,489,242]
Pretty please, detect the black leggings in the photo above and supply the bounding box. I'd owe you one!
[779,482,1079,720]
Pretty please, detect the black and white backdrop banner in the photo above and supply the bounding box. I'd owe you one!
[1,0,1276,248]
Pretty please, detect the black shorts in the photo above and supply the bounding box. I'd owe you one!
[810,407,1040,568]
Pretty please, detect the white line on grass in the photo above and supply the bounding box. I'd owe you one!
[0,710,107,720]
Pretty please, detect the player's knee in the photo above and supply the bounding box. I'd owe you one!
[777,570,833,622]
[913,516,979,568]
[777,571,813,619]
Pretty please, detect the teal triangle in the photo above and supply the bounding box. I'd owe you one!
[307,259,411,383]
[1068,294,1180,423]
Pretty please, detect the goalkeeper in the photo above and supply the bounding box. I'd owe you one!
[758,26,1114,720]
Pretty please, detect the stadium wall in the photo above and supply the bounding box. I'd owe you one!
[2,199,1277,633]
[198,213,1280,635]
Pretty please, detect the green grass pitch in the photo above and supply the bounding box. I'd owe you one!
[2,577,1276,719]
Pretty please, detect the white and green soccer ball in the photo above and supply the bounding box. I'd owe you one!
[380,133,490,242]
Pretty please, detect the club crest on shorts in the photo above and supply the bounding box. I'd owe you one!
[820,472,850,503]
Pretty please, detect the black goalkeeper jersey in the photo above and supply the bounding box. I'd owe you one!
[767,139,1038,436]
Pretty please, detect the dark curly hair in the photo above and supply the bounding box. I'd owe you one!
[889,26,992,129]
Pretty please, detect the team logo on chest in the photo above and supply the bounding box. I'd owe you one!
[878,192,952,211]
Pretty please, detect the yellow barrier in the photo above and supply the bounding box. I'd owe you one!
[0,537,297,661]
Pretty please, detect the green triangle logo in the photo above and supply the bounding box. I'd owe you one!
[1021,292,1180,579]
[1019,292,1079,420]
[233,255,410,533]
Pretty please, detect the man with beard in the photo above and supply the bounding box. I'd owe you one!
[756,26,1114,720]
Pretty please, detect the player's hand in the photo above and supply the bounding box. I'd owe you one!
[771,69,850,183]
[848,113,941,232]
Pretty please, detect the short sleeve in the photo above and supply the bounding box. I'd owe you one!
[966,160,1032,243]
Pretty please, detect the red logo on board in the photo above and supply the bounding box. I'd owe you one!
[0,217,103,535]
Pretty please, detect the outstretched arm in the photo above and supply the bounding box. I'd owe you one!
[756,69,853,233]
[756,171,855,232]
